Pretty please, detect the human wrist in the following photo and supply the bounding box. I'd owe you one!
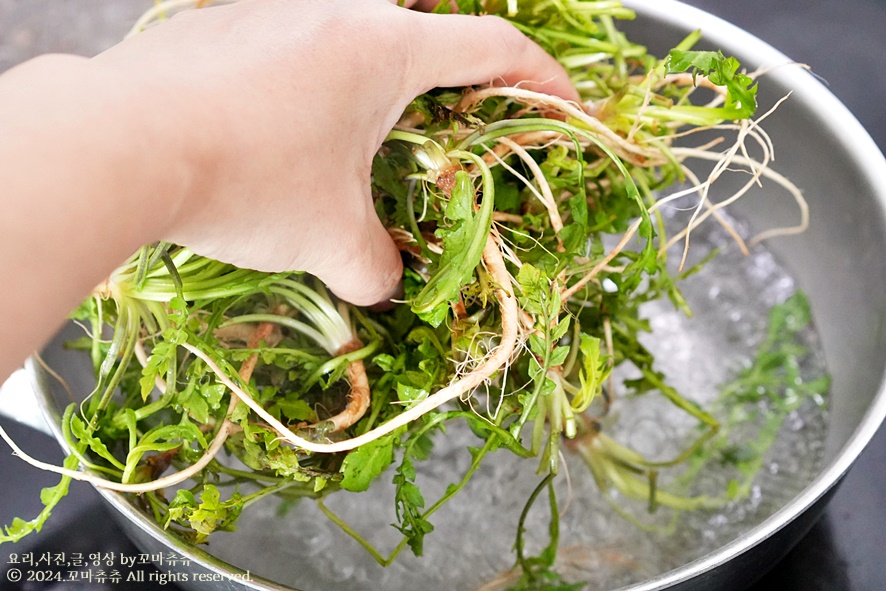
[6,53,210,247]
[82,55,212,245]
[0,54,203,374]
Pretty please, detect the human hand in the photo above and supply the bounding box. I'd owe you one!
[93,0,579,306]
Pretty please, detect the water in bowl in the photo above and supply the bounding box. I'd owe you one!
[205,210,829,591]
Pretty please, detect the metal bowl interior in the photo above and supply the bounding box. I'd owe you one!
[26,1,886,590]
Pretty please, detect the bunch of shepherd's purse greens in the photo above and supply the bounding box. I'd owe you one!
[1,0,822,579]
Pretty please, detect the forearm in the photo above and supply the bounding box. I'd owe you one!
[0,55,191,380]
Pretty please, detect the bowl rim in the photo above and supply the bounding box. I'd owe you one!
[26,1,886,590]
[620,0,886,587]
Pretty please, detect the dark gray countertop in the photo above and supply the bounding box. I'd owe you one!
[1,1,885,589]
[683,1,886,587]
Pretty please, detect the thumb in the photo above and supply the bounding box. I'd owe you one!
[409,12,580,103]
[310,191,403,308]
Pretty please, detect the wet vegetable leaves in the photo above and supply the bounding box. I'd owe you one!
[412,170,492,326]
[393,454,434,556]
[165,485,243,544]
[340,430,402,493]
[683,292,829,500]
[666,49,758,119]
[0,455,78,544]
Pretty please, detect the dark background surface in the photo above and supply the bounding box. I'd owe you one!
[682,3,886,590]
[1,0,885,589]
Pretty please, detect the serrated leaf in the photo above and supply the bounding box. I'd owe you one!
[412,166,494,321]
[140,341,174,401]
[340,433,397,492]
[181,485,243,543]
[528,333,548,358]
[70,415,125,470]
[517,264,549,316]
[549,346,570,367]
[666,49,758,119]
[551,317,571,342]
[1,455,77,544]
[573,334,610,412]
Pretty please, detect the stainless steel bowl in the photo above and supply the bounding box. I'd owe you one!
[4,1,886,589]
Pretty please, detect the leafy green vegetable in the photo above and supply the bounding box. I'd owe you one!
[165,485,244,543]
[3,2,826,590]
[678,292,830,500]
[340,430,400,492]
[0,455,78,543]
[411,163,495,326]
[666,49,759,120]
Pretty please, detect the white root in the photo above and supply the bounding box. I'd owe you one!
[670,147,809,246]
[307,340,371,432]
[658,95,800,253]
[561,92,804,298]
[491,137,564,235]
[457,86,667,166]
[182,233,518,454]
[677,164,750,256]
[0,323,273,493]
[0,411,231,493]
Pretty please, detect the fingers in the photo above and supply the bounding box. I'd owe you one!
[387,0,441,9]
[312,193,404,308]
[406,12,580,102]
[321,4,576,307]
[404,0,452,10]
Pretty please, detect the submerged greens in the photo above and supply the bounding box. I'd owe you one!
[2,0,826,588]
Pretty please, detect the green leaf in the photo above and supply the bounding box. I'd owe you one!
[230,400,250,424]
[573,334,610,412]
[549,346,570,367]
[399,481,426,509]
[557,223,587,257]
[666,49,758,120]
[274,398,316,422]
[1,455,77,544]
[567,191,588,227]
[444,171,474,221]
[412,160,495,325]
[517,263,550,317]
[528,333,548,359]
[551,317,571,342]
[166,296,190,329]
[164,489,196,529]
[392,428,444,558]
[186,485,243,543]
[140,341,174,401]
[70,415,126,470]
[374,354,399,372]
[396,383,429,404]
[175,381,206,423]
[416,302,450,328]
[201,383,225,409]
[340,432,398,492]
